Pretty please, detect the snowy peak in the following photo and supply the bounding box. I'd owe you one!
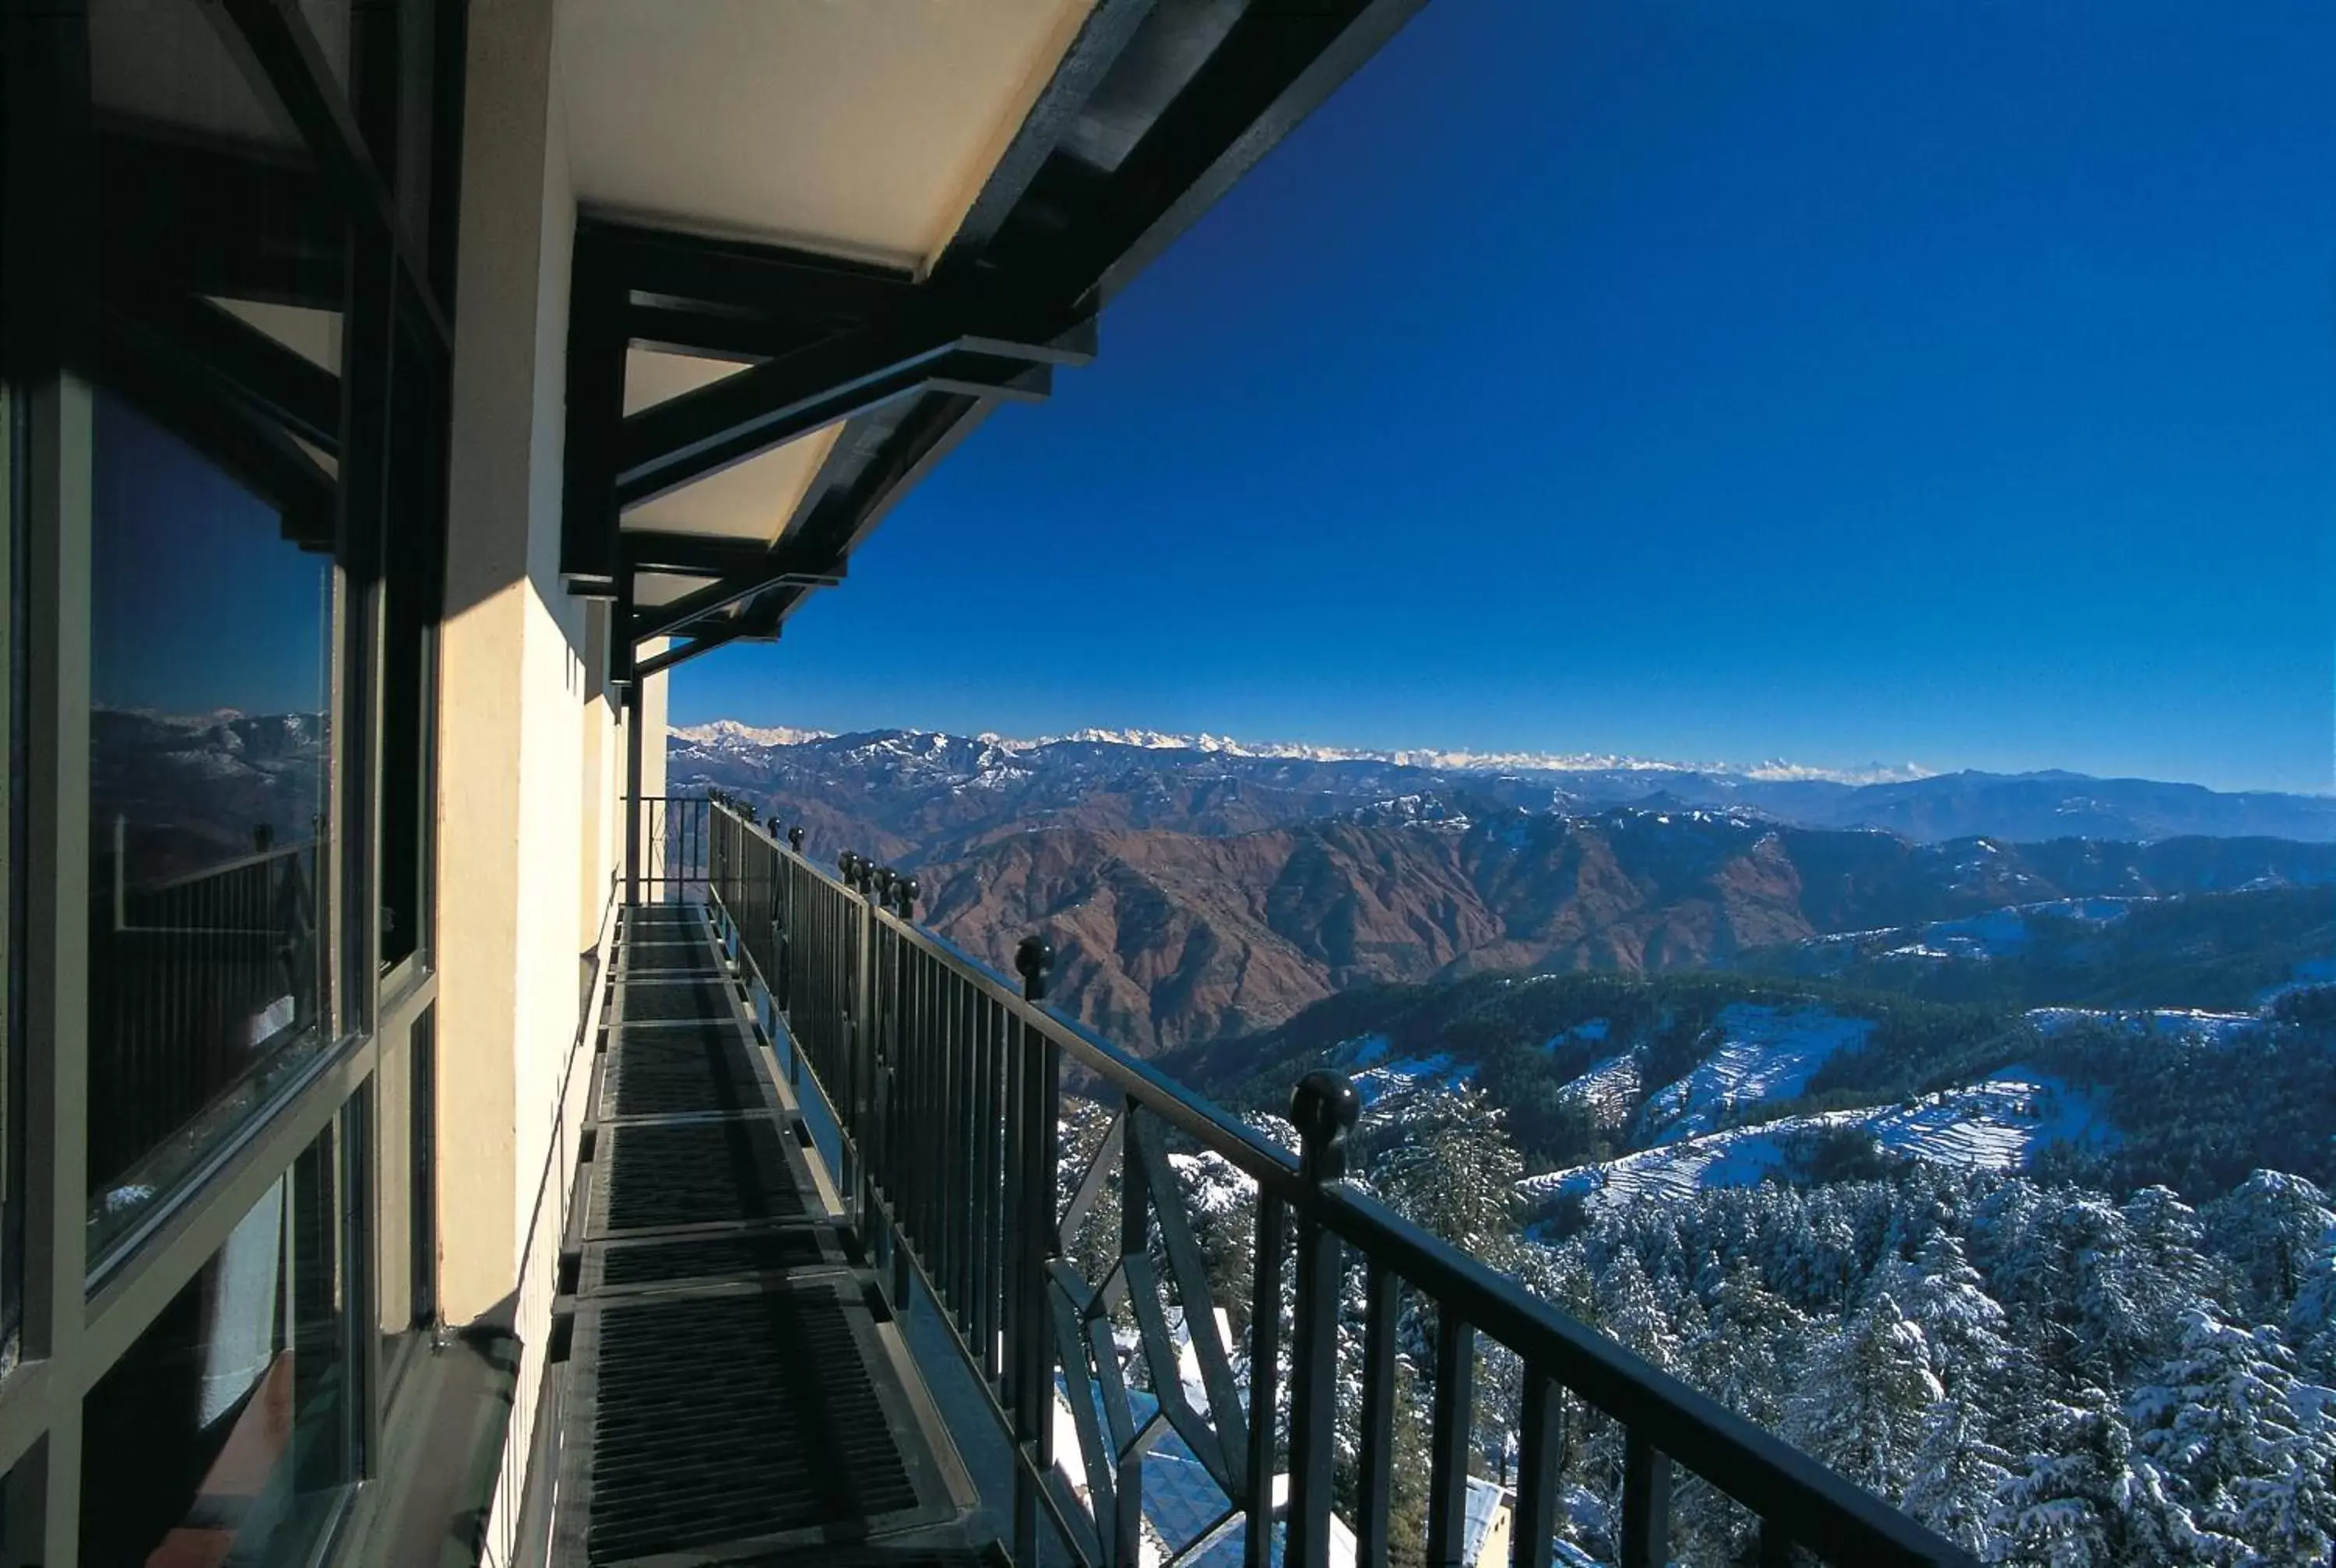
[678,715,1931,785]
[672,719,832,748]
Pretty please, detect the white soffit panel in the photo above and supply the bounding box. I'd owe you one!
[619,347,842,543]
[560,0,1096,274]
[209,298,346,375]
[622,347,749,417]
[635,571,709,608]
[621,426,843,543]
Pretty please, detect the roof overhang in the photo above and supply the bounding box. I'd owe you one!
[558,0,1427,684]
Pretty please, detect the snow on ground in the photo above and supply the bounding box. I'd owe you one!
[1554,1052,1640,1130]
[1544,1018,1610,1048]
[2025,1006,2263,1045]
[1519,1067,2114,1215]
[1634,1004,1873,1145]
[1807,895,2140,965]
[1329,1032,1478,1108]
[1353,1054,1472,1108]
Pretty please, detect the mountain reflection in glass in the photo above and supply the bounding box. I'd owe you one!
[86,390,334,1265]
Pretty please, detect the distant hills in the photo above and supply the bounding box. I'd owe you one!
[1165,881,2336,1206]
[672,723,2336,1053]
[670,723,2336,852]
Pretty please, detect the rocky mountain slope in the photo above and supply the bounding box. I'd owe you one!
[670,724,2336,856]
[672,724,2336,1053]
[910,807,2336,1053]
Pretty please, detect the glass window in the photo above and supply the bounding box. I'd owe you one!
[0,383,21,1371]
[378,316,445,977]
[86,389,336,1264]
[80,1119,355,1566]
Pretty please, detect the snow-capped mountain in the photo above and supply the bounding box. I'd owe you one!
[676,716,1928,784]
[670,720,2336,852]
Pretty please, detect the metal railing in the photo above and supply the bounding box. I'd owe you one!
[702,796,1975,1568]
[623,794,711,905]
[91,823,321,1193]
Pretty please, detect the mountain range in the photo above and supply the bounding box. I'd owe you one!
[671,722,2336,1053]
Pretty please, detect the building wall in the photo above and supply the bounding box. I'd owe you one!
[432,0,640,1557]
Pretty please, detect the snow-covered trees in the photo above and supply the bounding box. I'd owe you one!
[2128,1309,2336,1564]
[1784,1292,1943,1498]
[1473,1162,2336,1566]
[1903,1396,2013,1555]
[1366,1082,1525,1260]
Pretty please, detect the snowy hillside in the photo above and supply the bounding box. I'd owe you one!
[1521,1067,2113,1215]
[1632,1003,1874,1144]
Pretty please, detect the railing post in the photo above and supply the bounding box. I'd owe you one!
[1620,1432,1673,1568]
[780,826,804,1017]
[623,687,644,907]
[1287,1071,1359,1568]
[839,850,867,1231]
[1011,933,1056,1568]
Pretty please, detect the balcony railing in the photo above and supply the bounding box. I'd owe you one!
[91,822,322,1199]
[699,796,1977,1568]
[624,794,712,905]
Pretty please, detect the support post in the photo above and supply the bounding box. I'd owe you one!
[1011,935,1056,1568]
[622,683,642,908]
[1286,1071,1359,1568]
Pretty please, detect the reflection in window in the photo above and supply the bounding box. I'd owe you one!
[0,384,20,1369]
[80,1120,354,1566]
[86,390,334,1264]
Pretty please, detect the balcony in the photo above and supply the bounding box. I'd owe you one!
[520,796,1975,1568]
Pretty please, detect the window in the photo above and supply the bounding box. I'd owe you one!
[85,390,337,1264]
[377,311,447,977]
[1,0,460,1552]
[80,1119,357,1566]
[0,383,20,1371]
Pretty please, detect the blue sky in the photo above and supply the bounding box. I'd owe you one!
[673,0,2336,795]
[93,392,332,719]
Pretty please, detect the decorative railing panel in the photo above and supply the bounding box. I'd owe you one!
[702,798,1976,1568]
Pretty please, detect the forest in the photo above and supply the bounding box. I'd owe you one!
[1124,886,2336,1565]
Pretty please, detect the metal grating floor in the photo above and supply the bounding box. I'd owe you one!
[550,906,970,1566]
[586,1289,919,1559]
[591,1119,813,1233]
[623,941,723,976]
[600,1024,768,1120]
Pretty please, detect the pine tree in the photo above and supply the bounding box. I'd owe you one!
[2205,1171,2335,1327]
[2128,1307,2336,1565]
[1894,1232,2015,1395]
[1782,1291,1941,1500]
[1367,1083,1525,1261]
[1988,1401,2204,1568]
[1686,1257,1804,1429]
[1903,1396,2013,1555]
[2287,1226,2336,1380]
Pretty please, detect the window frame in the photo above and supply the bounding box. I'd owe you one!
[0,0,465,1558]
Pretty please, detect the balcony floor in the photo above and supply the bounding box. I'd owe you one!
[546,903,990,1568]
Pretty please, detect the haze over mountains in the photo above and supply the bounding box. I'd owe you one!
[670,722,2336,1052]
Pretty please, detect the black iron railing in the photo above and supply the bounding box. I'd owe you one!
[702,797,1975,1568]
[90,823,322,1194]
[623,794,711,905]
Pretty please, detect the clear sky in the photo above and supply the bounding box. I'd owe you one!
[93,392,332,719]
[672,0,2336,795]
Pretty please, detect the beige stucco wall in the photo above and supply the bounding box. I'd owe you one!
[432,0,639,1557]
[639,644,669,801]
